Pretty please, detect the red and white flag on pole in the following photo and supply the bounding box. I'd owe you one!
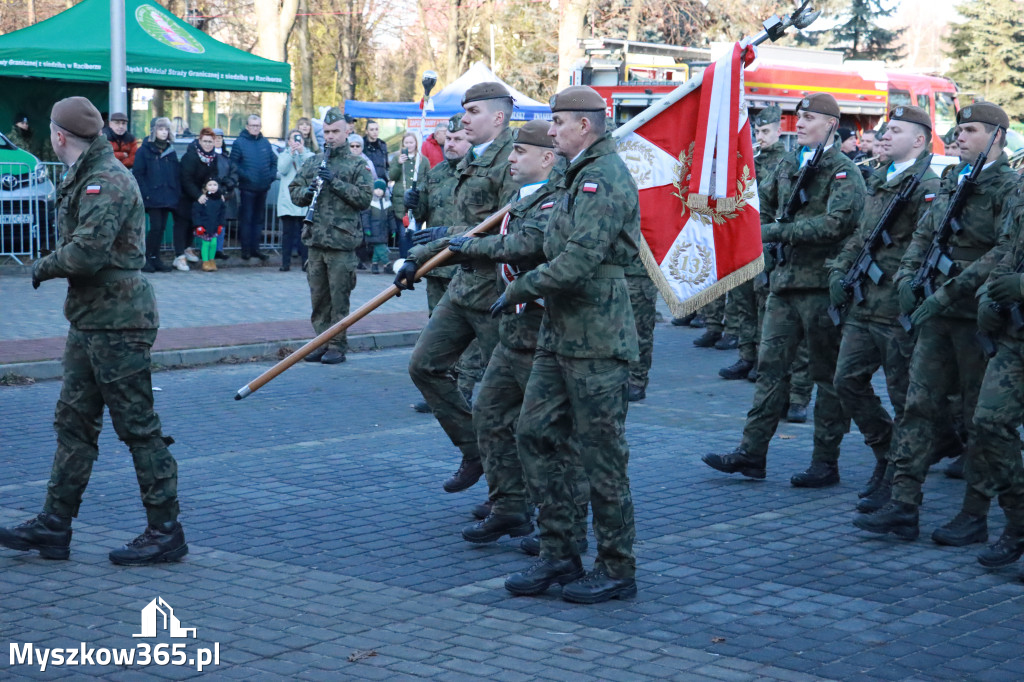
[614,42,763,316]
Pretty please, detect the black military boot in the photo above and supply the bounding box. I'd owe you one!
[412,401,432,414]
[719,359,754,380]
[701,448,766,479]
[856,476,892,513]
[944,455,965,480]
[303,346,328,363]
[931,511,988,547]
[462,512,534,544]
[689,315,706,328]
[858,460,888,499]
[520,534,588,557]
[714,333,739,350]
[443,457,484,493]
[693,330,722,348]
[853,501,919,540]
[671,313,697,327]
[790,461,839,488]
[977,528,1024,568]
[505,556,584,596]
[562,567,637,604]
[109,521,188,566]
[786,403,808,424]
[627,384,646,402]
[0,513,72,560]
[747,365,759,382]
[472,500,492,520]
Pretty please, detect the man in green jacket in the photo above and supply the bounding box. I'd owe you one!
[0,97,186,566]
[498,86,640,604]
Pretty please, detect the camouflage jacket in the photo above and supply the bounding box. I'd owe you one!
[289,150,373,251]
[413,157,461,279]
[755,140,787,186]
[409,126,520,311]
[761,142,866,292]
[32,135,157,331]
[896,152,1022,320]
[983,194,1024,340]
[457,178,563,350]
[503,134,641,361]
[831,151,940,323]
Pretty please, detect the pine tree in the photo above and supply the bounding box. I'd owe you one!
[947,0,1024,120]
[794,0,901,61]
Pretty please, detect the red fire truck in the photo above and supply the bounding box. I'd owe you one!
[574,40,959,153]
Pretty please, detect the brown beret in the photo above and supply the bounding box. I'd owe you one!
[51,96,104,139]
[796,92,840,120]
[512,120,553,148]
[549,85,606,113]
[462,82,511,106]
[957,101,1009,130]
[447,113,464,133]
[109,112,129,123]
[888,104,931,131]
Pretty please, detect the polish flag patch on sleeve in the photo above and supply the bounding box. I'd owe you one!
[924,193,935,202]
[834,172,847,180]
[540,201,555,209]
[581,182,599,193]
[85,185,102,194]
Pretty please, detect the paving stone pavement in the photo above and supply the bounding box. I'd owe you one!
[2,321,1023,681]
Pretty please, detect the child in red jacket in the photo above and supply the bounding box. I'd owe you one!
[191,179,225,271]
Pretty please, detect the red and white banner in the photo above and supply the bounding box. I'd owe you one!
[616,42,764,316]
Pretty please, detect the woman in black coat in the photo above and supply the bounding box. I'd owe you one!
[133,117,188,272]
[178,127,222,263]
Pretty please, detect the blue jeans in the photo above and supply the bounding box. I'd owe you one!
[238,189,268,255]
[279,216,308,268]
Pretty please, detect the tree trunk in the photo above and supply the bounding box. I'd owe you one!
[28,0,35,25]
[626,0,643,42]
[557,0,589,90]
[298,0,313,118]
[445,0,460,83]
[255,0,299,138]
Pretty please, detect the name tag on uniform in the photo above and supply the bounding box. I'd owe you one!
[86,185,102,194]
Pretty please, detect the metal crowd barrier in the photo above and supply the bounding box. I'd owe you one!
[0,161,57,264]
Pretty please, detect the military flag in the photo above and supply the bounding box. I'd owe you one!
[615,42,764,316]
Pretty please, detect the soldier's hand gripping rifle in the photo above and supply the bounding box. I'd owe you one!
[827,154,932,326]
[898,125,1001,332]
[766,120,836,267]
[976,260,1024,358]
[302,143,333,226]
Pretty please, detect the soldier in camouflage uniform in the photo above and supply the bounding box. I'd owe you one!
[395,82,520,494]
[970,196,1024,572]
[290,108,374,365]
[626,262,657,401]
[828,106,940,513]
[703,93,865,487]
[441,121,587,550]
[0,98,186,566]
[500,86,639,605]
[856,102,1022,544]
[720,105,813,424]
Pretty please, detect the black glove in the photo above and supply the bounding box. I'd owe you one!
[393,260,419,293]
[897,279,918,315]
[412,226,448,245]
[828,271,849,308]
[404,187,420,211]
[316,166,334,183]
[31,261,42,289]
[303,186,316,202]
[489,293,512,318]
[448,236,472,252]
[977,295,1003,333]
[988,274,1024,305]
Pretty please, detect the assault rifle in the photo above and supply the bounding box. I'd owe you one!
[766,120,837,266]
[898,125,1002,332]
[977,260,1024,358]
[827,154,932,326]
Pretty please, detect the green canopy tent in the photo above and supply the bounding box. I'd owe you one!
[0,0,290,136]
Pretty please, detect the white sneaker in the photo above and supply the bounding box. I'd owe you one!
[172,255,190,272]
[184,247,200,263]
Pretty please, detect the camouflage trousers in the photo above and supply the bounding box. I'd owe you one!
[474,343,590,522]
[740,291,849,462]
[701,294,726,334]
[833,318,914,463]
[890,316,988,507]
[426,275,486,395]
[409,292,499,462]
[307,246,356,353]
[517,349,635,579]
[963,339,1024,526]
[627,274,657,391]
[44,327,179,525]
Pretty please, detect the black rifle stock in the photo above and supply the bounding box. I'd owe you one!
[898,126,1001,332]
[827,154,932,326]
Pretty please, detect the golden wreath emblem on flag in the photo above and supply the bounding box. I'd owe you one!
[670,141,755,227]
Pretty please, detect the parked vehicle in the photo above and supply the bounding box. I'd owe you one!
[0,131,56,260]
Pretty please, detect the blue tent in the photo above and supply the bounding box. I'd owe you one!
[346,62,551,121]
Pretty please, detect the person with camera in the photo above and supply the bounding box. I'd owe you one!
[277,129,315,271]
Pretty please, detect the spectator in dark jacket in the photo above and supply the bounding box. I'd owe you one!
[229,114,277,261]
[211,127,236,259]
[360,179,395,274]
[104,112,138,168]
[179,127,221,264]
[192,179,226,272]
[363,120,389,179]
[133,117,187,273]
